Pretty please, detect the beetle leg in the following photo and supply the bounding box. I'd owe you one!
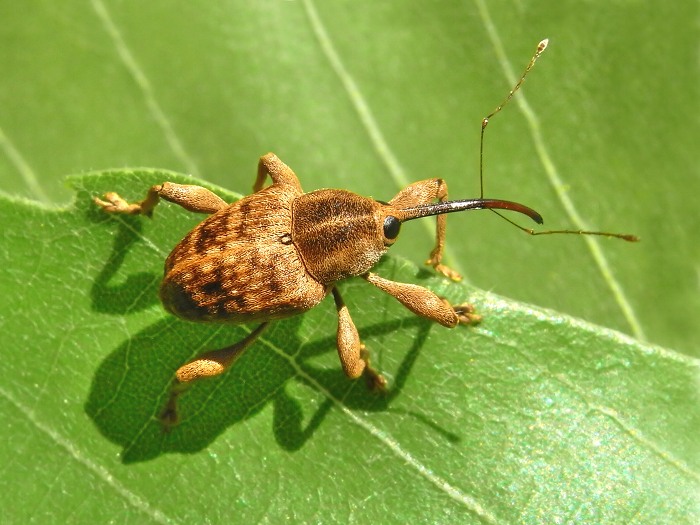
[94,182,227,217]
[332,287,386,391]
[160,322,270,428]
[253,153,304,193]
[389,178,461,281]
[363,272,481,326]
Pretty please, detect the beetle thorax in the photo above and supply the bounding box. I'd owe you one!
[292,189,388,284]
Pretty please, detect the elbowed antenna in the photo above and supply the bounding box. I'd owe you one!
[398,199,544,224]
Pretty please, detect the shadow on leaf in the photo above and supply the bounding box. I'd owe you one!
[85,309,456,463]
[90,217,161,314]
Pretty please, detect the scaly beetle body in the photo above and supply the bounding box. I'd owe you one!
[160,173,325,324]
[95,153,544,425]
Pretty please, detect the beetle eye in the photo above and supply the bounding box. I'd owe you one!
[383,216,401,240]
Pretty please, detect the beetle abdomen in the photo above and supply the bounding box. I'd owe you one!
[160,243,325,322]
[160,185,326,323]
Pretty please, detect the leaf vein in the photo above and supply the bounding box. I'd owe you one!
[590,404,700,481]
[0,124,49,202]
[0,386,177,525]
[258,335,503,523]
[89,0,200,177]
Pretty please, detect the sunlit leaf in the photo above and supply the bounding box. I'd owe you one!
[0,171,696,523]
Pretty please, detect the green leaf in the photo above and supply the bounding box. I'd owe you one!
[0,1,697,359]
[1,171,697,524]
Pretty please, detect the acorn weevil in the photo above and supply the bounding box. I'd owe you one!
[94,40,636,426]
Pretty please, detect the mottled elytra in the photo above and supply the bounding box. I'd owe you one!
[93,39,637,427]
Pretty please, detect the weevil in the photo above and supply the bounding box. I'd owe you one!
[94,39,636,426]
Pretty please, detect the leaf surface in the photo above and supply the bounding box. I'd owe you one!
[0,172,697,524]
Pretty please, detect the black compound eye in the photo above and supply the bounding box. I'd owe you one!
[383,216,401,240]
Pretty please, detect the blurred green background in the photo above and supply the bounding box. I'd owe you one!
[1,1,697,356]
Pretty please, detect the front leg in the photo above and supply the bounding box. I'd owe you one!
[389,178,461,281]
[363,272,481,326]
[94,182,228,217]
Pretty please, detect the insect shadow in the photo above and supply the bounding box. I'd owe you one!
[89,215,161,314]
[84,307,452,464]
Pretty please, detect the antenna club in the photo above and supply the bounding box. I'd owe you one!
[538,39,549,53]
[481,118,489,129]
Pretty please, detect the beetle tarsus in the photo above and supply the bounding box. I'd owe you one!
[93,192,146,215]
[360,345,388,392]
[453,303,482,325]
[428,259,463,282]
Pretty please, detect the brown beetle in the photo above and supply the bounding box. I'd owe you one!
[94,153,550,423]
[94,40,636,426]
